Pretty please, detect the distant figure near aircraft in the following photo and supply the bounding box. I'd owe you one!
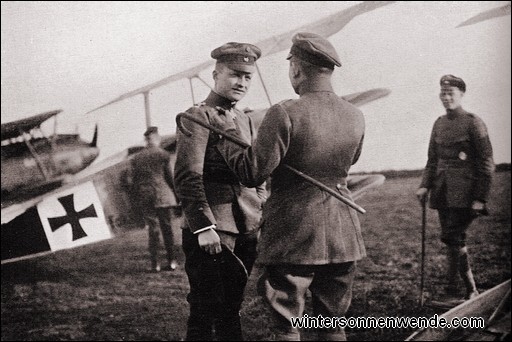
[126,126,178,272]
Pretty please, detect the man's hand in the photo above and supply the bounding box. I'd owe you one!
[209,107,236,131]
[471,200,488,217]
[416,188,429,204]
[197,228,222,255]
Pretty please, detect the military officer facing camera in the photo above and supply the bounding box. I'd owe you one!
[416,74,494,300]
[174,42,267,341]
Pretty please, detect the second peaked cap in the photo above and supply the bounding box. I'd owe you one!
[287,32,341,68]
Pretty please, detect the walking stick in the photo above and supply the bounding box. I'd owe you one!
[176,112,366,214]
[420,198,427,307]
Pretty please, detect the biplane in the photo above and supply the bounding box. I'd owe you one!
[1,1,394,264]
[1,109,99,203]
[1,110,106,264]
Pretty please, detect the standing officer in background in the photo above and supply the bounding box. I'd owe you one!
[127,126,178,272]
[210,32,366,341]
[416,75,494,300]
[174,42,267,340]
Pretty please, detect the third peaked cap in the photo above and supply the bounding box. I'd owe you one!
[440,74,466,92]
[287,32,341,68]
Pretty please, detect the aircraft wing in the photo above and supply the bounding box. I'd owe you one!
[341,88,391,107]
[457,3,511,28]
[257,1,394,57]
[1,109,62,140]
[248,87,391,128]
[86,1,395,114]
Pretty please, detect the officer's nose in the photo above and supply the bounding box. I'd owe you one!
[238,76,249,88]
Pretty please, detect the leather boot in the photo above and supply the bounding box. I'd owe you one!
[445,247,460,296]
[459,252,478,299]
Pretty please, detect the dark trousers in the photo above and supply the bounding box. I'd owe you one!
[234,232,258,276]
[182,229,251,341]
[438,208,474,247]
[144,206,175,265]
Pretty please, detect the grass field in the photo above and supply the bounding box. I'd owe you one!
[2,172,510,341]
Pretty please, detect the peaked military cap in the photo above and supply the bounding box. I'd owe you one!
[211,42,262,73]
[440,74,466,92]
[287,32,341,68]
[144,126,158,137]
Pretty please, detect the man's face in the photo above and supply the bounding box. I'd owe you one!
[439,85,464,110]
[213,64,253,102]
[146,133,161,147]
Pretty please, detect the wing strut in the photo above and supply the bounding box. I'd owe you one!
[19,129,50,181]
[189,78,196,105]
[255,62,273,106]
[143,91,151,127]
[196,75,213,91]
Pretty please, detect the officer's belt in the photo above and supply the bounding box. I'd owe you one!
[437,159,469,169]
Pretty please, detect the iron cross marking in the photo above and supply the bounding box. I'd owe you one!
[48,194,97,241]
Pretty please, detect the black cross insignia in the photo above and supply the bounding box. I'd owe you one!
[48,194,98,241]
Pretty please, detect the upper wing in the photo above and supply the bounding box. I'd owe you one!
[1,110,62,140]
[457,3,511,28]
[86,1,394,114]
[247,87,392,128]
[257,1,394,57]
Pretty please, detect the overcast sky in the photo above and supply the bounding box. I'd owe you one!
[2,1,510,172]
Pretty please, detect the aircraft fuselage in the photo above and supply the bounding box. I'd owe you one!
[1,134,99,196]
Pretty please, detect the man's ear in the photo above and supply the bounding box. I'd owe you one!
[290,60,300,78]
[212,69,218,82]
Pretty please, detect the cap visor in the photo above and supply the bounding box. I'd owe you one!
[225,62,256,73]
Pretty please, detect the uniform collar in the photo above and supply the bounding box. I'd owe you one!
[299,76,334,96]
[204,91,237,110]
[446,106,466,119]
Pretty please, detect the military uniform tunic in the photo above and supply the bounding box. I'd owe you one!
[217,80,366,265]
[420,107,494,209]
[174,91,265,237]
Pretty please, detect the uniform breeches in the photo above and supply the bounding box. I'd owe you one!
[438,208,474,247]
[145,206,175,262]
[182,229,249,340]
[257,262,356,340]
[234,232,258,276]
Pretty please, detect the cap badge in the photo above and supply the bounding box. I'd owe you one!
[458,151,467,160]
[243,57,249,62]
